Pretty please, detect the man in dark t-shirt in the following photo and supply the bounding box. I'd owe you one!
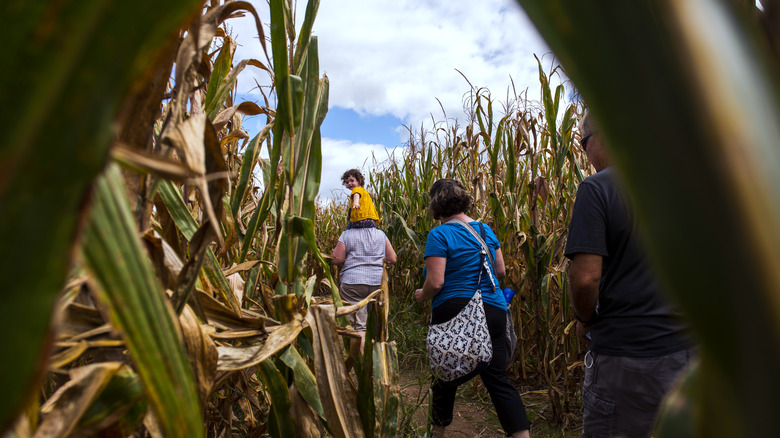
[565,111,695,438]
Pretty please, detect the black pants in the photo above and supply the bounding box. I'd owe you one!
[430,298,530,435]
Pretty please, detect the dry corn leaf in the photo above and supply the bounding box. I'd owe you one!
[219,130,250,152]
[142,409,164,438]
[238,396,257,428]
[160,114,225,246]
[209,329,265,339]
[66,324,116,343]
[216,311,304,371]
[142,230,184,291]
[180,304,218,405]
[112,143,195,182]
[307,305,364,438]
[36,363,123,437]
[335,289,381,318]
[195,289,266,330]
[222,260,261,277]
[57,302,106,340]
[290,382,321,437]
[162,113,207,176]
[48,341,90,370]
[172,220,218,313]
[227,270,245,305]
[212,101,268,131]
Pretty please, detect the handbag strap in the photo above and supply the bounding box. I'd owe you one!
[448,218,497,291]
[478,224,492,265]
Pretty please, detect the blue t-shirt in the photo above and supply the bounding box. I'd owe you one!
[424,221,506,310]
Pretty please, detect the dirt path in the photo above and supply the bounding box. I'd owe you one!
[398,370,510,437]
[397,369,583,437]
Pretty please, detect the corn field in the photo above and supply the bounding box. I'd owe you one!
[5,0,780,437]
[313,61,591,427]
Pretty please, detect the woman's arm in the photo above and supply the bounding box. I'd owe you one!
[385,239,397,264]
[332,241,346,265]
[494,248,506,279]
[415,256,446,303]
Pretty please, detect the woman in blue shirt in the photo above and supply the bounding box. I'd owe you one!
[415,179,530,438]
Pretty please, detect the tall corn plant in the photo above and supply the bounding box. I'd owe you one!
[478,61,587,423]
[516,0,780,436]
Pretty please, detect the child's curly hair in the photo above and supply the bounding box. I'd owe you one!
[341,168,365,187]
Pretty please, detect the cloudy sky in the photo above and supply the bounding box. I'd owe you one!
[229,0,552,201]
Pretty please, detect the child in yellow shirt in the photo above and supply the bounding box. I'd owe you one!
[341,169,380,229]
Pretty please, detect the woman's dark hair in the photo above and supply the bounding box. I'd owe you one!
[341,168,365,187]
[428,178,472,220]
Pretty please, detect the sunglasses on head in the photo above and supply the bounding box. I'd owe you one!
[580,134,593,151]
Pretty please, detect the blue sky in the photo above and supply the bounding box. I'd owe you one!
[321,107,405,148]
[230,0,552,201]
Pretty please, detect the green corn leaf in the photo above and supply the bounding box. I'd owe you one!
[372,342,400,438]
[207,59,252,123]
[355,307,376,437]
[83,165,202,437]
[76,367,147,437]
[270,0,293,134]
[239,156,279,262]
[505,129,517,191]
[293,0,321,73]
[282,74,305,183]
[240,0,286,262]
[232,130,265,221]
[204,36,235,119]
[295,38,326,182]
[257,360,297,438]
[279,346,326,420]
[156,180,242,315]
[283,216,342,307]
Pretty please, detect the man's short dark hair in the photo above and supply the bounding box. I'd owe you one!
[341,168,365,187]
[428,178,472,220]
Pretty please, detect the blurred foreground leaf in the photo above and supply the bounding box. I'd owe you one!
[84,165,202,437]
[516,0,780,435]
[0,0,200,430]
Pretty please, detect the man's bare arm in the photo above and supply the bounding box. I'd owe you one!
[568,253,602,323]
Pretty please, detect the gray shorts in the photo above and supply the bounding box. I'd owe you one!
[582,347,696,438]
[339,283,379,331]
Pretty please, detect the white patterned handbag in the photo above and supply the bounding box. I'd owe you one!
[426,219,495,382]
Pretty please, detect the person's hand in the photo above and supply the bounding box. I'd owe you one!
[414,288,426,304]
[352,201,360,210]
[576,320,591,344]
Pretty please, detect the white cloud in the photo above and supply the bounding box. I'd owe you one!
[228,0,556,201]
[317,138,405,202]
[230,0,553,133]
